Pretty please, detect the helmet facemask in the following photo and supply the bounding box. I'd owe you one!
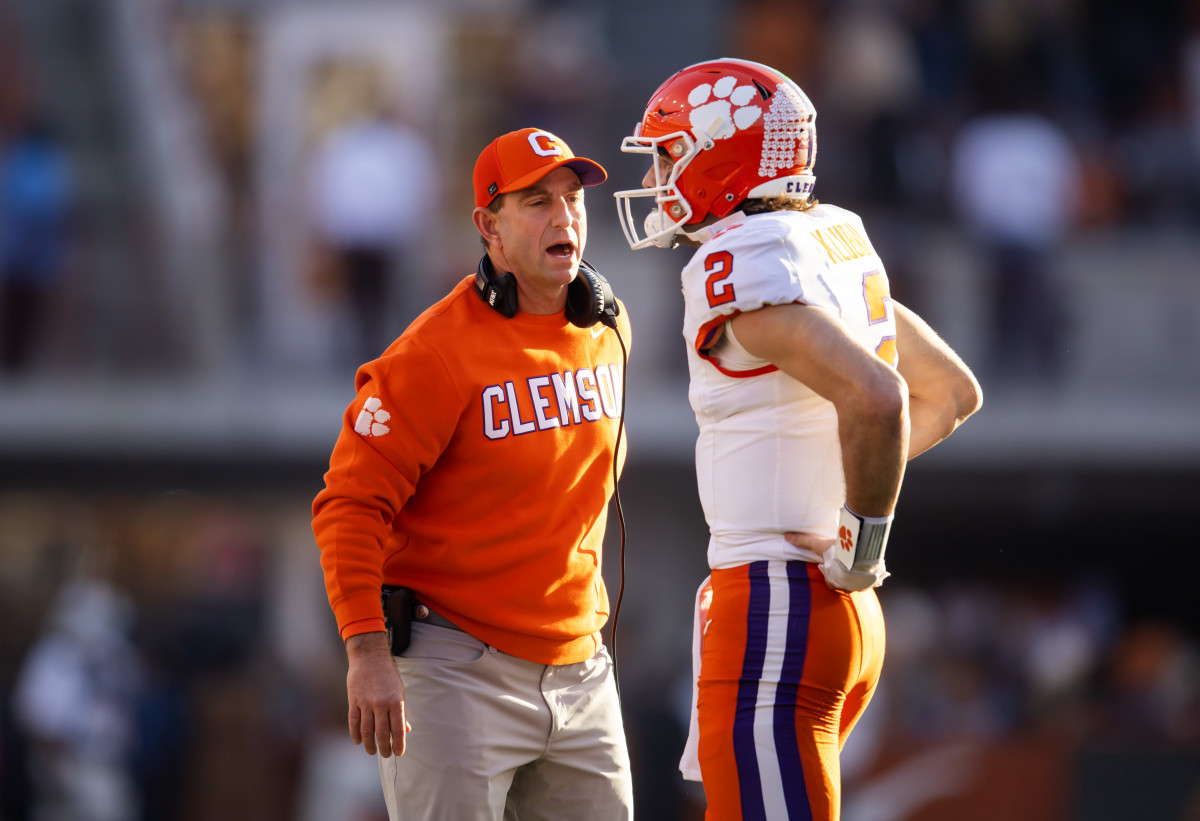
[614,129,699,249]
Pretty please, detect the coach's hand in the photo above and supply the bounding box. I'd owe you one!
[345,631,411,757]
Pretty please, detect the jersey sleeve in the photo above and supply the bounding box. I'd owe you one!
[311,336,464,639]
[680,217,838,355]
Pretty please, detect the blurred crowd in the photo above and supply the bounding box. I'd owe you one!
[842,579,1200,820]
[0,0,1197,381]
[724,0,1200,389]
[0,490,1196,821]
[1,0,1199,820]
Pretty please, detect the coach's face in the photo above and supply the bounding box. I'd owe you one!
[477,166,587,315]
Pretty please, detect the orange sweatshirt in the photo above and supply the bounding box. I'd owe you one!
[312,275,631,665]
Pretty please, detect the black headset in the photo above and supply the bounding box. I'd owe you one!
[474,255,620,330]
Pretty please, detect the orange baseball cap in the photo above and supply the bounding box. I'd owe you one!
[473,127,607,208]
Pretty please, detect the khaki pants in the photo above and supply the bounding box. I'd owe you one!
[380,621,633,821]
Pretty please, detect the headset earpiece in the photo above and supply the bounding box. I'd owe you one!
[566,260,620,329]
[475,254,619,329]
[474,255,519,318]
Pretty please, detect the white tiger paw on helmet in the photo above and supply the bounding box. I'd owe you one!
[687,76,763,140]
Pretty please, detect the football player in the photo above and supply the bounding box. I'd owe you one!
[615,58,982,820]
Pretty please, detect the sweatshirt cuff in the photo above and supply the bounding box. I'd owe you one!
[340,616,386,642]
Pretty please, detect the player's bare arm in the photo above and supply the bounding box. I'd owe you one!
[730,302,909,519]
[345,631,410,758]
[893,301,983,459]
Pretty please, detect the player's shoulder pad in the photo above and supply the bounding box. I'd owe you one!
[700,213,831,285]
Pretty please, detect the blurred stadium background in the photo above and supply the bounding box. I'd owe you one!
[0,1,1198,819]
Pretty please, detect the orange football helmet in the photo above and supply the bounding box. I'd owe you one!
[615,58,817,249]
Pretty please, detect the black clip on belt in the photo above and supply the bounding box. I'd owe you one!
[382,586,465,656]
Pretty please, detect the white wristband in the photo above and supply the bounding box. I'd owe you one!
[835,505,893,571]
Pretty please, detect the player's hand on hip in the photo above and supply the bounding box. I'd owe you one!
[345,631,411,757]
[787,529,890,590]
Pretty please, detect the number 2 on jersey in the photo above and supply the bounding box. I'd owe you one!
[704,251,735,308]
[863,270,898,366]
[706,253,898,366]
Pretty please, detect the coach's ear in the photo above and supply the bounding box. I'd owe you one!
[473,206,513,275]
[472,206,501,248]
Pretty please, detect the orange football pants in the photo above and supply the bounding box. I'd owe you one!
[697,560,885,821]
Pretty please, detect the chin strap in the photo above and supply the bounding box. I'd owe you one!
[642,210,680,248]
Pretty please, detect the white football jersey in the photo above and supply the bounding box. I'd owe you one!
[680,204,899,570]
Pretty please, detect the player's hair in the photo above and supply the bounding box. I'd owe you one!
[740,195,819,215]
